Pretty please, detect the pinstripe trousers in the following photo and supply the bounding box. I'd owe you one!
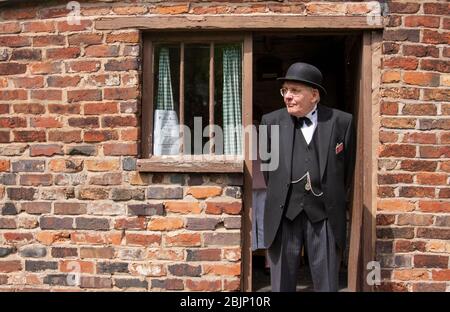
[268,212,341,292]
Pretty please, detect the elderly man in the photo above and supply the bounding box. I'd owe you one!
[260,62,356,292]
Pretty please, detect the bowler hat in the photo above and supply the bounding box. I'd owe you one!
[277,62,327,95]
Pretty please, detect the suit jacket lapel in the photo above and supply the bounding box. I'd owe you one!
[280,109,295,178]
[317,104,334,181]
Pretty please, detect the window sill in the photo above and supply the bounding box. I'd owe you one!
[136,156,244,173]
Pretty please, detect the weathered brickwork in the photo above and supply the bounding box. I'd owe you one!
[0,0,448,291]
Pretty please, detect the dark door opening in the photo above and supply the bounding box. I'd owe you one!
[251,32,362,292]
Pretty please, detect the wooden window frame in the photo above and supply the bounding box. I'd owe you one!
[139,32,252,173]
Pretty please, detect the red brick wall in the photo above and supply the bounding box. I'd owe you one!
[0,0,448,291]
[377,1,449,292]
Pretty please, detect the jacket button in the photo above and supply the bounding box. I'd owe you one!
[286,182,290,187]
[279,204,284,209]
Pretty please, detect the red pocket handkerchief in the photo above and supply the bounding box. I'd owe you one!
[335,142,344,155]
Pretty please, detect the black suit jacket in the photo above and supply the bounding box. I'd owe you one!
[260,104,356,249]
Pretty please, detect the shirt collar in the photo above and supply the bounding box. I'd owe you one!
[305,104,318,120]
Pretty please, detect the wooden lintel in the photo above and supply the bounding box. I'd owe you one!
[136,158,244,173]
[95,15,385,31]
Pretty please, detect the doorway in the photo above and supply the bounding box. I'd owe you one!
[250,32,363,291]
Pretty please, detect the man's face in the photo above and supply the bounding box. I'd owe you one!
[281,81,320,117]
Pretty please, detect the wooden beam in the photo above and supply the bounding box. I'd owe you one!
[141,36,153,158]
[96,16,385,31]
[136,157,243,173]
[241,34,253,292]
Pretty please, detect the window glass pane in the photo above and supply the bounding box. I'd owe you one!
[153,44,180,155]
[184,44,210,155]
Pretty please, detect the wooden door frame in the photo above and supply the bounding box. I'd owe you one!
[97,15,383,292]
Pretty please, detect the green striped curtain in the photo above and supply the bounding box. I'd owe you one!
[222,46,242,155]
[156,47,174,110]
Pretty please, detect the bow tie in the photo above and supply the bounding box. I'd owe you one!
[296,116,312,127]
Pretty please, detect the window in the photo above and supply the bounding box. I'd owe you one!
[140,34,250,172]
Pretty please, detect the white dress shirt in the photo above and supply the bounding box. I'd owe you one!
[300,104,318,144]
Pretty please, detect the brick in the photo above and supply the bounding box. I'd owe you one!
[403,45,439,58]
[118,249,144,260]
[85,159,120,172]
[78,188,109,200]
[120,128,139,141]
[102,115,137,127]
[3,232,33,243]
[75,218,110,231]
[186,186,222,199]
[104,88,138,100]
[110,188,141,201]
[40,217,73,230]
[128,203,164,216]
[147,217,184,231]
[46,47,80,60]
[50,247,77,258]
[59,260,94,273]
[103,143,137,156]
[224,217,241,229]
[48,159,83,173]
[30,144,63,157]
[205,201,242,214]
[381,71,400,83]
[80,247,114,259]
[48,130,82,143]
[393,269,429,281]
[25,260,57,272]
[47,75,81,88]
[0,117,27,128]
[57,20,92,32]
[0,160,10,172]
[43,274,70,286]
[420,146,450,158]
[204,232,240,246]
[0,22,21,34]
[12,76,44,88]
[405,16,440,28]
[0,89,27,100]
[0,36,30,47]
[0,246,15,257]
[0,218,17,229]
[0,260,22,273]
[114,217,146,230]
[383,29,420,42]
[97,262,129,274]
[23,21,55,33]
[378,173,413,185]
[89,173,122,186]
[31,117,63,129]
[417,173,447,185]
[401,160,437,172]
[164,232,201,247]
[129,263,166,277]
[68,33,103,46]
[68,90,102,103]
[168,264,201,277]
[382,42,400,55]
[21,202,51,214]
[412,283,446,292]
[399,186,435,198]
[106,32,140,43]
[376,227,415,239]
[147,186,183,199]
[223,279,240,291]
[417,228,450,240]
[115,278,148,289]
[414,255,448,269]
[7,187,35,200]
[403,72,440,87]
[402,104,437,116]
[80,276,112,289]
[379,144,416,158]
[13,104,45,114]
[125,233,161,247]
[389,2,420,14]
[0,202,16,215]
[66,145,97,156]
[19,245,47,258]
[435,216,450,227]
[204,263,240,276]
[186,279,222,291]
[84,102,118,115]
[20,174,52,186]
[35,231,70,245]
[394,240,426,253]
[31,89,62,101]
[377,214,394,226]
[419,119,449,130]
[68,117,99,129]
[420,59,450,73]
[432,270,450,282]
[423,30,450,45]
[54,202,87,215]
[186,218,220,230]
[33,35,65,47]
[397,214,433,226]
[83,130,118,143]
[112,6,148,15]
[0,173,15,185]
[85,45,119,57]
[66,60,101,73]
[164,201,201,214]
[383,57,418,70]
[186,249,221,261]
